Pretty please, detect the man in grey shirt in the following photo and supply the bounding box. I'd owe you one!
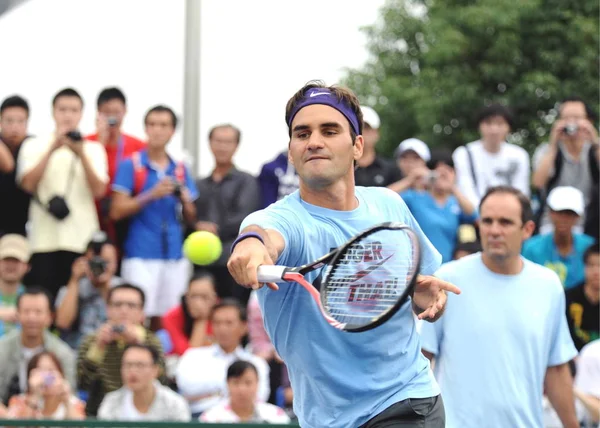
[194,124,260,305]
[532,96,599,234]
[55,232,123,349]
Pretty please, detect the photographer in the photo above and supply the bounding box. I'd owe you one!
[399,151,477,263]
[17,88,108,303]
[110,105,198,331]
[532,96,599,234]
[6,351,85,420]
[76,283,166,416]
[86,88,146,258]
[55,232,123,349]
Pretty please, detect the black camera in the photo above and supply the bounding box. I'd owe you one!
[65,130,82,142]
[88,231,108,277]
[112,324,125,334]
[562,123,579,136]
[173,182,182,198]
[47,195,70,220]
[107,117,118,128]
[89,256,107,277]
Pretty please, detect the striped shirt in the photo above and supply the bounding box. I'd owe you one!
[76,326,166,416]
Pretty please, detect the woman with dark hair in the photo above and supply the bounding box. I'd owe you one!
[6,351,85,420]
[162,271,218,356]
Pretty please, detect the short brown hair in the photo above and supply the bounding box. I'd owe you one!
[284,80,364,139]
[479,185,533,224]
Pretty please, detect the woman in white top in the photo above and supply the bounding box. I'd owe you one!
[200,360,290,424]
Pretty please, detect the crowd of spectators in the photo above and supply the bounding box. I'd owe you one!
[0,87,597,426]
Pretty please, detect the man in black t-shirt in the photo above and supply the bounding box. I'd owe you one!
[354,106,402,187]
[0,96,32,237]
[566,244,599,351]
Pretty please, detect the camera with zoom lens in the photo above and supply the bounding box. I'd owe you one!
[107,117,118,127]
[88,231,108,277]
[65,130,82,142]
[562,123,579,136]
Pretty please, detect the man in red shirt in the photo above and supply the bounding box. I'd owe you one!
[86,87,146,252]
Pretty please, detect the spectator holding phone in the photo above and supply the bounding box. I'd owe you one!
[6,351,85,420]
[387,138,432,193]
[17,88,108,303]
[400,151,477,262]
[55,232,124,349]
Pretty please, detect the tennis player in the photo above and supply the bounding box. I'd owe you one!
[227,81,460,428]
[420,186,579,428]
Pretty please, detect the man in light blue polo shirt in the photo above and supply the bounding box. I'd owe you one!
[227,82,461,428]
[111,105,198,330]
[523,186,595,289]
[421,186,579,428]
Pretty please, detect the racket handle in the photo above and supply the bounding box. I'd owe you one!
[257,265,286,283]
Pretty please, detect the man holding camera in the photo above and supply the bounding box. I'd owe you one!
[77,283,166,416]
[17,88,108,303]
[110,105,197,331]
[55,232,124,349]
[86,88,146,255]
[532,96,599,234]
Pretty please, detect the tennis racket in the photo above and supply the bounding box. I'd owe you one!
[257,222,421,332]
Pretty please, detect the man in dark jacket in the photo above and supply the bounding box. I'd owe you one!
[194,124,260,304]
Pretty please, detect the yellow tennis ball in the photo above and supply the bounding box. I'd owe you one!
[183,231,222,266]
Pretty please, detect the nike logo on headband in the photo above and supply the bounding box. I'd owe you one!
[309,92,331,97]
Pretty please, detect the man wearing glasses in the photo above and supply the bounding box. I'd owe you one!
[97,344,190,421]
[76,284,166,417]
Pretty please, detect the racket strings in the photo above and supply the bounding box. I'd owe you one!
[322,228,419,328]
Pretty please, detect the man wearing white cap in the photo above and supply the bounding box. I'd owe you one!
[522,186,595,289]
[388,138,432,193]
[354,106,402,187]
[0,234,29,338]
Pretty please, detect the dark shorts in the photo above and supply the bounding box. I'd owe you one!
[360,395,445,428]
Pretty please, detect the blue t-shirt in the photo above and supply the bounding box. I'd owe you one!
[113,150,199,260]
[241,187,442,428]
[522,233,595,289]
[401,190,477,263]
[420,254,577,428]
